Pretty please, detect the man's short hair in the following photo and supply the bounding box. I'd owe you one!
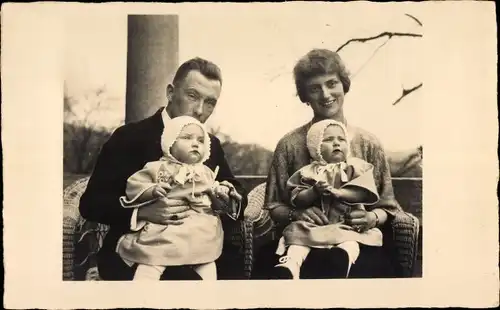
[293,49,351,103]
[172,57,223,86]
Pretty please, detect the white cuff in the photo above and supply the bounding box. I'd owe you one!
[225,199,242,221]
[130,208,146,231]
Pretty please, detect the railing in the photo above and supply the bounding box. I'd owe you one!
[63,174,422,222]
[235,175,422,181]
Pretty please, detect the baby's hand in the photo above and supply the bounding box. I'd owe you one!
[218,181,243,202]
[159,182,173,190]
[214,185,231,198]
[228,187,243,202]
[313,180,330,195]
[327,187,342,199]
[152,185,168,198]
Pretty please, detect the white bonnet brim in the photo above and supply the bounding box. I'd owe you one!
[306,119,350,162]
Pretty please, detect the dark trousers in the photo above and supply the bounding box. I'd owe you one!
[97,242,244,281]
[251,239,396,279]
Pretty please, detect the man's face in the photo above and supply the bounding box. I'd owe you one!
[304,73,345,120]
[167,70,222,123]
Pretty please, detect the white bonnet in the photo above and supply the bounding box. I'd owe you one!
[306,119,350,163]
[160,115,211,164]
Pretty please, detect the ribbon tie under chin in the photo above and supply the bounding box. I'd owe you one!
[174,164,207,199]
[316,162,349,183]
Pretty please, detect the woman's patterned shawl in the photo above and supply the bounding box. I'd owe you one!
[265,120,402,225]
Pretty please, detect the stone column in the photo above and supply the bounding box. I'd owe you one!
[125,15,179,124]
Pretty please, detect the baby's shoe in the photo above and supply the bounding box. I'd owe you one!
[272,255,301,280]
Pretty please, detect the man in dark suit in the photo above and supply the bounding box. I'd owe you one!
[79,57,248,280]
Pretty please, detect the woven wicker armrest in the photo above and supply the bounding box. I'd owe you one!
[242,183,264,278]
[391,211,420,277]
[62,176,90,280]
[244,183,266,223]
[63,176,110,281]
[245,183,275,241]
[243,183,277,278]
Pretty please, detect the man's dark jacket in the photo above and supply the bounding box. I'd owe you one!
[79,108,248,280]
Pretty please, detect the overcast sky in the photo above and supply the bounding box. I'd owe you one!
[64,5,423,151]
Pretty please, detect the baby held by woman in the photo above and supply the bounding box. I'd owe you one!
[274,119,383,279]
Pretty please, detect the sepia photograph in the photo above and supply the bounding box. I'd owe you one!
[2,1,498,309]
[62,9,423,282]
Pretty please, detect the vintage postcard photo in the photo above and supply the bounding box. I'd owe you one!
[63,8,423,283]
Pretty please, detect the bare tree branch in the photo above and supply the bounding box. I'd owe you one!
[268,14,423,82]
[269,72,287,83]
[64,95,78,118]
[336,31,422,52]
[350,38,390,79]
[392,83,423,106]
[64,87,119,173]
[405,13,423,27]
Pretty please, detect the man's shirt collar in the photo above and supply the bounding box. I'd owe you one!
[161,107,171,127]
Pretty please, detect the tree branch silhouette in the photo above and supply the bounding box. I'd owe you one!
[405,13,423,27]
[392,83,423,106]
[64,87,118,173]
[336,31,422,52]
[268,15,424,107]
[350,38,390,79]
[270,30,423,82]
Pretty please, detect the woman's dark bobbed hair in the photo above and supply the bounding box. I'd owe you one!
[293,49,351,103]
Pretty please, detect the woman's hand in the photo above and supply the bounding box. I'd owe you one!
[344,209,378,232]
[294,206,329,226]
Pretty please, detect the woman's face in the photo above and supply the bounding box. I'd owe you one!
[320,125,348,163]
[170,123,206,164]
[304,73,345,120]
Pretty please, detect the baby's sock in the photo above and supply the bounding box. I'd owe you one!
[133,264,166,281]
[274,245,311,279]
[287,244,311,265]
[336,241,360,277]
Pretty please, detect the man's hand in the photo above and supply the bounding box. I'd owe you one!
[219,180,243,202]
[205,186,231,214]
[213,184,231,199]
[137,197,190,226]
[294,206,329,226]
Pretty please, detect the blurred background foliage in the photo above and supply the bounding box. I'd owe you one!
[63,86,422,189]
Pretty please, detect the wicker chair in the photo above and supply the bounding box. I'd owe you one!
[63,178,419,280]
[63,177,255,280]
